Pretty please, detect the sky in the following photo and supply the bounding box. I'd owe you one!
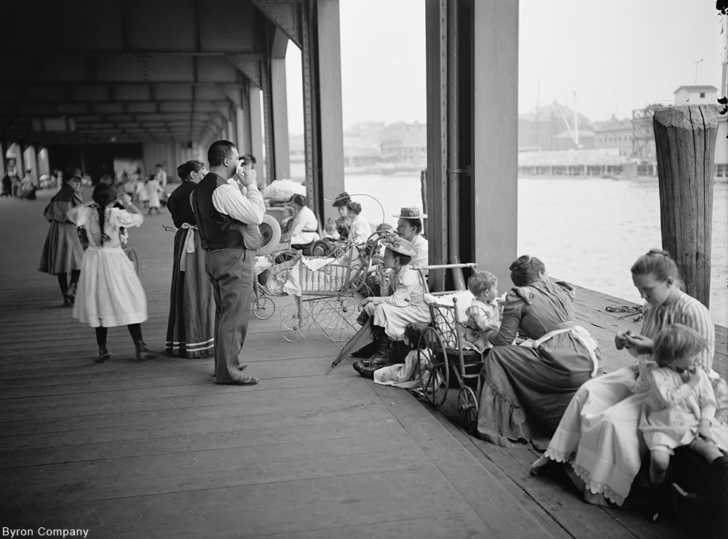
[286,0,725,133]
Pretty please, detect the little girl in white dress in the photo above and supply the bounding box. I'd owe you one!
[638,323,728,490]
[68,184,154,362]
[462,271,501,353]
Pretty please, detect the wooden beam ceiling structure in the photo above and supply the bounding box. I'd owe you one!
[0,0,275,146]
[0,0,344,216]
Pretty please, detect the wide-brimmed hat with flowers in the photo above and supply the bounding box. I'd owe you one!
[393,207,427,220]
[383,236,417,257]
[332,192,351,207]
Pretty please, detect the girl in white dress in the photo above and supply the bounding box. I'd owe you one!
[68,183,155,362]
[638,324,728,487]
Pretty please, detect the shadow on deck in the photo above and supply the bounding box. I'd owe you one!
[0,191,724,537]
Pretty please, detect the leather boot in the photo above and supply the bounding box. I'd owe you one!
[369,325,391,369]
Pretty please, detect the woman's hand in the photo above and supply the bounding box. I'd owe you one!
[624,334,654,354]
[615,330,631,350]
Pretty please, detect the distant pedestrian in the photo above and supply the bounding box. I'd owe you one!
[1,172,12,196]
[146,174,161,215]
[136,177,150,209]
[19,169,36,200]
[68,183,154,363]
[38,174,84,305]
[191,140,264,385]
[154,163,168,189]
[165,160,215,358]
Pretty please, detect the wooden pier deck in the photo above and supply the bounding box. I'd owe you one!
[1,190,724,538]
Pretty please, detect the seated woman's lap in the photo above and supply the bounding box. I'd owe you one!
[486,345,591,439]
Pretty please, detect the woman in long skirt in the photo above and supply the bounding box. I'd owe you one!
[68,183,154,362]
[165,160,215,358]
[38,174,84,305]
[475,255,599,450]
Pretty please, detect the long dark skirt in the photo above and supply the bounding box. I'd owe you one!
[476,331,594,450]
[166,227,215,358]
[38,222,83,275]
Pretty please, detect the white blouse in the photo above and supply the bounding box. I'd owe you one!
[67,204,143,248]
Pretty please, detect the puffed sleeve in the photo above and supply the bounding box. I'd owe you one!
[67,205,89,227]
[678,300,715,371]
[489,290,526,346]
[109,207,144,228]
[697,370,717,424]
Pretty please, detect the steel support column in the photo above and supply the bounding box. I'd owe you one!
[235,105,248,154]
[425,0,518,288]
[300,0,344,222]
[249,86,265,184]
[472,0,518,286]
[270,30,291,181]
[425,0,449,289]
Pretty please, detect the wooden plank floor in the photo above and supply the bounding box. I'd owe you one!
[1,190,725,538]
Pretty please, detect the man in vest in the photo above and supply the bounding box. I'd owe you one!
[192,140,264,385]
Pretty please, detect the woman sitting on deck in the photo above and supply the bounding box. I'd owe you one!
[349,236,431,376]
[530,249,725,509]
[475,255,599,449]
[287,194,320,250]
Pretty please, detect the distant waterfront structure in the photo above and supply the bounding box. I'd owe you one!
[593,117,633,156]
[517,148,632,178]
[673,85,718,105]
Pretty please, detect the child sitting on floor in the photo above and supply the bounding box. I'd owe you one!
[637,323,728,516]
[462,271,501,353]
[370,322,430,388]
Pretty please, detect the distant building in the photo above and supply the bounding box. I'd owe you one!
[343,135,381,167]
[673,85,718,105]
[593,117,633,156]
[519,101,592,151]
[379,122,426,165]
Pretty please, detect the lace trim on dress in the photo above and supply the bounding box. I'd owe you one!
[571,462,627,506]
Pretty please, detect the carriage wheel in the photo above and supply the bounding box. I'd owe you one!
[457,386,479,429]
[417,327,449,408]
[280,301,304,342]
[252,294,275,320]
[309,296,359,342]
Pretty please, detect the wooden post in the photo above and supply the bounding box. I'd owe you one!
[653,105,719,306]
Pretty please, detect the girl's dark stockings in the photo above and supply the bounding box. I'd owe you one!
[94,324,143,350]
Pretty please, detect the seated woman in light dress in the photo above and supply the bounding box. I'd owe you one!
[288,194,320,250]
[346,201,371,245]
[350,236,431,376]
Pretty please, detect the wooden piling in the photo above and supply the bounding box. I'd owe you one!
[653,105,719,307]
